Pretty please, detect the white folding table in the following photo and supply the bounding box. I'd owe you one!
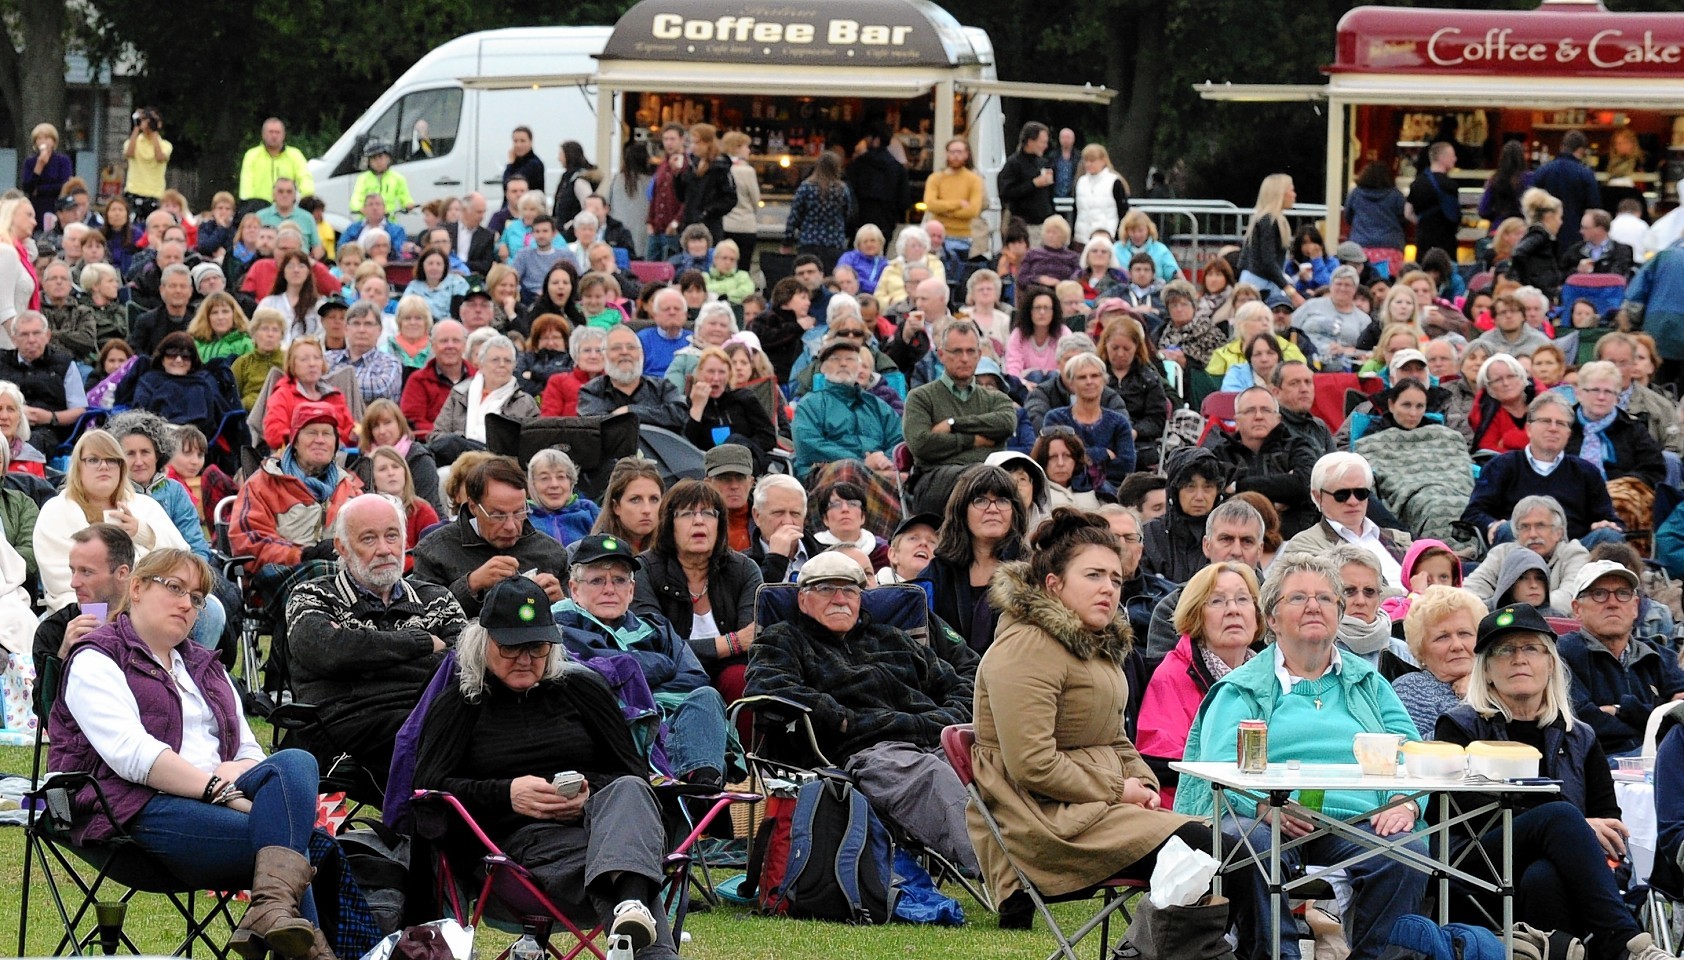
[1172,761,1559,960]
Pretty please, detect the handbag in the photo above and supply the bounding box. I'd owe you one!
[1117,894,1236,960]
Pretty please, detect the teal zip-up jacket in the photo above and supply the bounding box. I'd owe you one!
[792,378,903,480]
[1172,644,1420,820]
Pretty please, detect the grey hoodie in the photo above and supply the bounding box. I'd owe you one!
[1485,546,1563,616]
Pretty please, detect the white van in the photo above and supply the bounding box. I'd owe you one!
[312,2,1112,243]
[307,26,611,233]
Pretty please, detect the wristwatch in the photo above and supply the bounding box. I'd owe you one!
[945,418,956,429]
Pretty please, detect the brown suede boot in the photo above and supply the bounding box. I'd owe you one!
[304,926,337,960]
[229,846,318,960]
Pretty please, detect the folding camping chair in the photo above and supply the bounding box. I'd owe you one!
[18,654,242,959]
[211,494,266,712]
[729,582,991,909]
[410,786,752,960]
[940,724,1142,960]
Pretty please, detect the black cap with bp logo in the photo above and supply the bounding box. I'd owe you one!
[480,575,562,646]
[1474,603,1557,655]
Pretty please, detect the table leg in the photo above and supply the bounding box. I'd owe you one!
[1270,793,1283,960]
[1437,794,1450,925]
[1212,785,1225,900]
[1503,798,1514,960]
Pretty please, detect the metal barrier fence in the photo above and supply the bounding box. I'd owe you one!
[1053,197,1329,276]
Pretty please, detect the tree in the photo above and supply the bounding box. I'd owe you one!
[0,0,68,152]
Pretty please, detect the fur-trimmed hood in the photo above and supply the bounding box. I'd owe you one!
[988,561,1133,666]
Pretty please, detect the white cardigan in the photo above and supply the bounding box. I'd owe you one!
[34,492,189,613]
[0,241,36,350]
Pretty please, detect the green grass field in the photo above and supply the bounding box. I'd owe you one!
[1,739,1122,959]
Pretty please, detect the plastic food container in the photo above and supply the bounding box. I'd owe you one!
[1400,740,1466,780]
[1466,740,1541,780]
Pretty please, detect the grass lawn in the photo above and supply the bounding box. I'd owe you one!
[2,738,1125,959]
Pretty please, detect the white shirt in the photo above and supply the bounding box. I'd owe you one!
[1324,516,1404,587]
[1525,444,1565,477]
[1609,213,1649,260]
[1273,642,1343,694]
[690,608,720,642]
[63,647,264,783]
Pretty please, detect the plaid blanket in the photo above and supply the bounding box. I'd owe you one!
[805,460,903,541]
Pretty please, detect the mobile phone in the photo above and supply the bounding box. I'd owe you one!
[83,602,108,622]
[552,771,585,798]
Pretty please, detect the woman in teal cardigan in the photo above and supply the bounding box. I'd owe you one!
[1175,553,1427,960]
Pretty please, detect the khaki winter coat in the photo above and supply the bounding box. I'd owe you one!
[969,562,1192,902]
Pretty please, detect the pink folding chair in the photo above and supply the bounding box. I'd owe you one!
[940,725,1145,960]
[412,786,757,960]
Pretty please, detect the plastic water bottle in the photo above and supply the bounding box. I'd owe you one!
[605,934,636,960]
[509,923,543,960]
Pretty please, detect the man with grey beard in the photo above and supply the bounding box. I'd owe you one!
[285,494,466,788]
[577,324,688,431]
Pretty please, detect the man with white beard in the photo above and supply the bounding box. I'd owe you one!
[577,324,688,431]
[285,494,466,789]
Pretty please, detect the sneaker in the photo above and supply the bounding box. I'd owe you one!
[1625,932,1676,960]
[610,899,657,951]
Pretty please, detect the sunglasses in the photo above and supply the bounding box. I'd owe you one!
[162,350,194,361]
[1322,487,1371,503]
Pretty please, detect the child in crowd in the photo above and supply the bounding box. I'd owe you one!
[1381,538,1463,626]
[1120,253,1164,326]
[668,224,713,275]
[577,272,629,328]
[167,425,234,533]
[741,292,767,328]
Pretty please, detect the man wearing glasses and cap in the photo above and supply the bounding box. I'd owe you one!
[746,551,980,874]
[791,339,902,481]
[553,534,730,787]
[1557,559,1684,758]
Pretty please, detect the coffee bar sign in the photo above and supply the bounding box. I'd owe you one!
[601,0,974,67]
[1335,6,1684,77]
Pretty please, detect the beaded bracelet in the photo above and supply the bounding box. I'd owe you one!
[201,775,223,803]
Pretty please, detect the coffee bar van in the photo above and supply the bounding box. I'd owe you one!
[309,0,1113,241]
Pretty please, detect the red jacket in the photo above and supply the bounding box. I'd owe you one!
[404,498,439,571]
[240,257,343,296]
[539,366,594,417]
[262,376,357,451]
[400,358,474,439]
[229,459,362,570]
[1135,632,1218,809]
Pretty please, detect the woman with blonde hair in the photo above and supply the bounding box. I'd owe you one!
[1509,188,1567,300]
[21,122,71,223]
[1358,321,1427,377]
[1113,209,1179,283]
[1237,174,1302,306]
[873,225,946,307]
[261,337,355,451]
[485,263,522,332]
[34,430,189,612]
[188,291,254,361]
[1138,560,1265,806]
[386,294,434,369]
[1073,143,1130,243]
[720,129,762,263]
[0,196,38,349]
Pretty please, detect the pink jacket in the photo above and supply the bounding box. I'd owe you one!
[1136,632,1213,808]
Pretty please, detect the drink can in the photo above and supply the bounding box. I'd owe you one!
[1237,720,1268,774]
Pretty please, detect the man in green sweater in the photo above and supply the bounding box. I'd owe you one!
[903,321,1017,514]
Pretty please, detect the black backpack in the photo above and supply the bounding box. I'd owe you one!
[765,775,896,924]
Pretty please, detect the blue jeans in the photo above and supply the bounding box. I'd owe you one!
[646,232,680,263]
[1454,801,1640,953]
[1225,813,1428,960]
[942,238,972,261]
[126,750,323,921]
[190,594,227,651]
[663,686,728,779]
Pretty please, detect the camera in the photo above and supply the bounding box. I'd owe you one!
[132,108,161,132]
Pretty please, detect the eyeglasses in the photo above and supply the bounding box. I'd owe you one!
[492,641,551,662]
[801,583,863,600]
[969,495,1013,513]
[1235,406,1275,417]
[677,508,720,521]
[1487,373,1521,386]
[80,456,123,468]
[832,328,867,339]
[474,503,529,524]
[1322,487,1371,503]
[162,350,193,361]
[576,574,633,590]
[1528,417,1573,429]
[1581,587,1637,603]
[1491,642,1550,661]
[1342,586,1382,599]
[147,576,208,609]
[1280,592,1340,609]
[1204,594,1252,611]
[1117,533,1144,544]
[827,498,864,512]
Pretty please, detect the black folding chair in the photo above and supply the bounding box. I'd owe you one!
[18,654,241,958]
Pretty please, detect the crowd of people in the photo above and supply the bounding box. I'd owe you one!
[10,113,1684,960]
